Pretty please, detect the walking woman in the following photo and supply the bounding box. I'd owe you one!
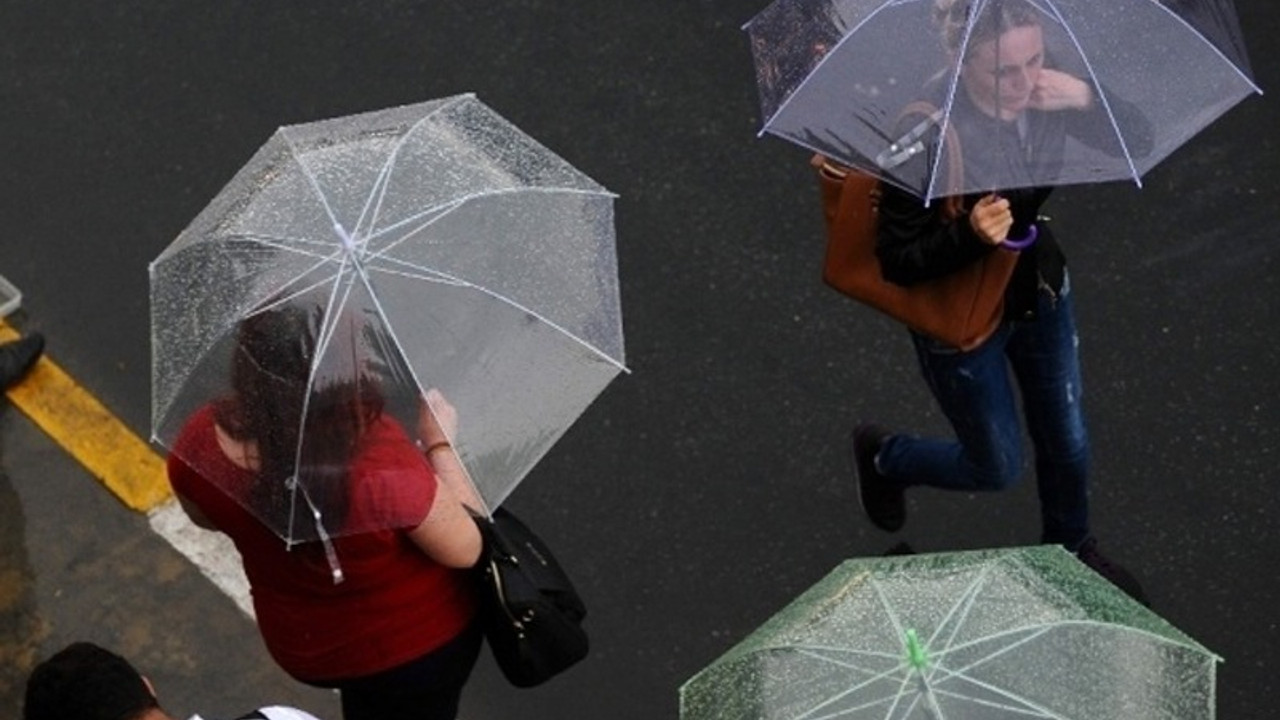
[852,0,1151,602]
[166,304,484,720]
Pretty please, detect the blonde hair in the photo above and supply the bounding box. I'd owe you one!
[934,0,1041,56]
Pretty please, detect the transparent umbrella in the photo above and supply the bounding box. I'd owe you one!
[744,0,1261,203]
[681,546,1220,719]
[150,94,625,550]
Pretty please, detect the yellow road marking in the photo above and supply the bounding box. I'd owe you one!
[1,322,172,512]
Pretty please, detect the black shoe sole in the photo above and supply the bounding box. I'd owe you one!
[851,426,905,533]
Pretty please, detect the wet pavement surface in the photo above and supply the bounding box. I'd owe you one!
[0,405,341,719]
[2,1,1278,718]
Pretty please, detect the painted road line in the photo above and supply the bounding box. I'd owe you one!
[149,499,255,618]
[1,323,169,511]
[2,321,255,618]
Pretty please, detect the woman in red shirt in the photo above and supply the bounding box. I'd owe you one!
[166,305,483,720]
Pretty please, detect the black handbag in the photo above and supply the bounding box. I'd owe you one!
[472,507,589,687]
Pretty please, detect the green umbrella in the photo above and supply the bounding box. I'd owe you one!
[681,546,1219,719]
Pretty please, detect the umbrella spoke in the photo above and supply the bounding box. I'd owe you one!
[356,95,471,246]
[927,668,1073,720]
[931,687,1056,718]
[789,645,903,663]
[279,134,350,255]
[367,257,626,372]
[1137,0,1261,93]
[287,253,358,552]
[222,232,342,261]
[925,564,995,658]
[870,576,909,646]
[364,197,467,254]
[1037,0,1143,187]
[791,670,908,720]
[364,185,614,254]
[341,248,490,516]
[363,258,468,286]
[794,649,902,678]
[245,269,347,321]
[929,625,1054,672]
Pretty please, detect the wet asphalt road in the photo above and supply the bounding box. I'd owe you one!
[1,1,1278,718]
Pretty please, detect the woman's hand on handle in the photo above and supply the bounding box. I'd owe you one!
[969,193,1013,246]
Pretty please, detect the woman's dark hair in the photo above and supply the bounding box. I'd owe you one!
[934,0,1041,57]
[213,303,384,535]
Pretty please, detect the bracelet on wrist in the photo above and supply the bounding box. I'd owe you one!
[424,440,452,455]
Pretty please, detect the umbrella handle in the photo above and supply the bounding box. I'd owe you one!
[1002,223,1038,251]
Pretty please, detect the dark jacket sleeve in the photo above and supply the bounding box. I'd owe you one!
[875,182,995,286]
[1067,82,1155,160]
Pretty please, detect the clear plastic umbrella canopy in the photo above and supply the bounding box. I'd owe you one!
[744,0,1261,202]
[150,94,624,545]
[681,546,1220,720]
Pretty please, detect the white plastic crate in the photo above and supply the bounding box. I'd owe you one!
[0,273,22,318]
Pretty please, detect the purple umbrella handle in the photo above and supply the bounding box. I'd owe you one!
[1001,223,1038,251]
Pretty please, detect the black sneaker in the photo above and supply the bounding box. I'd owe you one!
[0,332,43,389]
[1075,537,1150,606]
[851,424,906,532]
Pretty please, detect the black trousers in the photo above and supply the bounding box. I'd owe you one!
[321,622,485,720]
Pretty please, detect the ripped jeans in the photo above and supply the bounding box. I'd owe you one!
[877,273,1089,548]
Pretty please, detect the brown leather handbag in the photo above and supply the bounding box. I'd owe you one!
[814,106,1017,351]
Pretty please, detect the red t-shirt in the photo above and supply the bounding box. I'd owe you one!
[167,405,476,682]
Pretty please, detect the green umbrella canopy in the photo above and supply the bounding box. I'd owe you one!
[681,546,1219,720]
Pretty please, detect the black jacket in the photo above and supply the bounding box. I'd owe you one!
[876,77,1152,321]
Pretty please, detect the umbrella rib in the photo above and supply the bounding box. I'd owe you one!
[363,198,467,254]
[359,258,467,286]
[343,243,492,516]
[351,156,398,251]
[926,669,1073,720]
[932,618,1219,660]
[1038,0,1143,187]
[280,250,357,579]
[751,0,907,136]
[925,564,994,658]
[353,94,474,247]
[866,577,922,720]
[221,232,339,260]
[869,576,908,643]
[800,693,902,720]
[789,645,904,662]
[790,665,910,720]
[364,184,616,252]
[929,626,1054,679]
[278,130,354,255]
[793,648,901,676]
[359,253,627,372]
[926,0,989,204]
[930,687,1055,718]
[1135,0,1262,95]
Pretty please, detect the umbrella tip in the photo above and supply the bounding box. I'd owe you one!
[905,628,929,670]
[333,222,356,252]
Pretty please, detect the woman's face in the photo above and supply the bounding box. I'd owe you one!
[960,24,1044,120]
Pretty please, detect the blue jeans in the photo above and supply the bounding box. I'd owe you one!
[877,273,1089,549]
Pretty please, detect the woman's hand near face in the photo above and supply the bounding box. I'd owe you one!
[970,193,1013,245]
[1030,68,1093,111]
